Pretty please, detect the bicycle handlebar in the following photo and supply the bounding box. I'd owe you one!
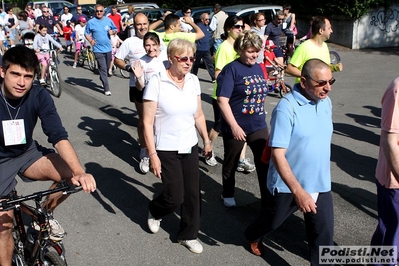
[0,181,82,211]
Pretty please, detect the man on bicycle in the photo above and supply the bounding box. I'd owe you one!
[286,16,343,84]
[0,46,96,266]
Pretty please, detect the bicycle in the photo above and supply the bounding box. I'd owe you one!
[77,44,97,73]
[0,180,82,266]
[38,48,62,98]
[266,66,292,98]
[329,50,341,65]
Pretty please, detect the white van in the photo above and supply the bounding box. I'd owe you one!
[224,4,283,25]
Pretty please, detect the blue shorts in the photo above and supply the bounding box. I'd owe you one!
[0,141,54,196]
[273,47,284,58]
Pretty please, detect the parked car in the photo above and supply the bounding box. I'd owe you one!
[28,0,74,14]
[136,8,176,23]
[54,4,95,20]
[104,2,159,15]
[175,6,213,23]
[223,4,283,25]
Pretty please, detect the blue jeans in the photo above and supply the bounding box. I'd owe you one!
[213,38,223,53]
[94,51,111,92]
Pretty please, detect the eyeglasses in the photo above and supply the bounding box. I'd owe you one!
[42,11,49,13]
[277,18,284,21]
[257,18,265,21]
[204,18,210,21]
[304,75,336,87]
[174,56,195,63]
[233,24,245,29]
[95,10,104,13]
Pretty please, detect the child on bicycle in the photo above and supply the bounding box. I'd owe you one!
[33,25,63,85]
[264,40,284,77]
[63,20,73,52]
[108,30,123,76]
[72,17,87,68]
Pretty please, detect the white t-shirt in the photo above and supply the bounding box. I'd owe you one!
[74,24,86,41]
[115,36,147,87]
[138,50,168,85]
[180,17,193,32]
[143,70,201,151]
[115,35,167,87]
[60,13,73,26]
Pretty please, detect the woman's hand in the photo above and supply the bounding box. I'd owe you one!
[231,125,246,141]
[149,154,162,179]
[203,141,212,159]
[132,60,144,79]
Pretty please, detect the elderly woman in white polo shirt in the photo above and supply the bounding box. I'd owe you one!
[142,38,212,254]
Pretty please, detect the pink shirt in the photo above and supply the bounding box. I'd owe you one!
[376,76,399,188]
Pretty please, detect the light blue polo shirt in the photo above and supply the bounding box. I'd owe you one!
[85,17,117,53]
[267,84,333,195]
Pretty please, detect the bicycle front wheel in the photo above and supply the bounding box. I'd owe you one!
[42,251,66,266]
[49,66,62,98]
[87,51,97,72]
[279,82,292,98]
[119,67,130,78]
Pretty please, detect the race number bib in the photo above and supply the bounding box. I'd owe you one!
[2,119,26,146]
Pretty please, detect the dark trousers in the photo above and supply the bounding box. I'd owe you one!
[94,51,111,92]
[222,128,268,207]
[149,144,201,240]
[371,180,399,266]
[191,50,215,80]
[245,191,334,266]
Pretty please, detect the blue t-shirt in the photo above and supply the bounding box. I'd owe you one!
[195,22,212,51]
[267,85,333,195]
[216,60,268,135]
[85,16,117,53]
[264,22,282,46]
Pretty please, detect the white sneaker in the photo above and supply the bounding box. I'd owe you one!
[139,157,150,174]
[72,62,77,68]
[39,79,46,85]
[236,158,256,173]
[108,69,113,76]
[178,239,203,254]
[205,152,217,166]
[148,212,161,233]
[104,91,111,96]
[33,216,66,241]
[221,195,236,207]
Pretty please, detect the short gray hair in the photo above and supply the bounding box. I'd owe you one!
[233,31,263,54]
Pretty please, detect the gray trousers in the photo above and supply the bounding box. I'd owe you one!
[94,51,112,92]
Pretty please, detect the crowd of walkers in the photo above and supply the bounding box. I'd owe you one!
[2,2,396,266]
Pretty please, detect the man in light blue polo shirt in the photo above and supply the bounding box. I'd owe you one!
[85,4,117,96]
[245,59,335,265]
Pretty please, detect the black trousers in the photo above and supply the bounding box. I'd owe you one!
[149,144,201,240]
[221,128,269,207]
[245,190,334,266]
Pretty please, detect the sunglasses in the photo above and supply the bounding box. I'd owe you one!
[95,10,104,13]
[42,11,49,13]
[304,75,336,87]
[233,24,245,29]
[174,56,195,63]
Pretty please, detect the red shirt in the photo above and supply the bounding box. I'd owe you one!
[63,25,72,40]
[264,50,276,67]
[107,13,122,32]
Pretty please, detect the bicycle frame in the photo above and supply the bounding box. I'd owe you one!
[1,181,82,266]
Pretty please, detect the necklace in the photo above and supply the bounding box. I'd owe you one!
[0,88,23,120]
[167,70,185,84]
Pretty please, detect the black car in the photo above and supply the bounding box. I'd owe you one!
[54,4,95,20]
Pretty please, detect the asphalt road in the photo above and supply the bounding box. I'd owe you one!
[17,45,399,265]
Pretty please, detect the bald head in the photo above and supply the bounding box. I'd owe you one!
[134,13,149,39]
[301,59,330,78]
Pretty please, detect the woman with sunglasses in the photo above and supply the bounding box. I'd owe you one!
[207,15,256,194]
[4,8,18,47]
[216,31,269,209]
[142,38,212,254]
[250,12,266,65]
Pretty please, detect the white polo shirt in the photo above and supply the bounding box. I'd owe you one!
[143,70,201,151]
